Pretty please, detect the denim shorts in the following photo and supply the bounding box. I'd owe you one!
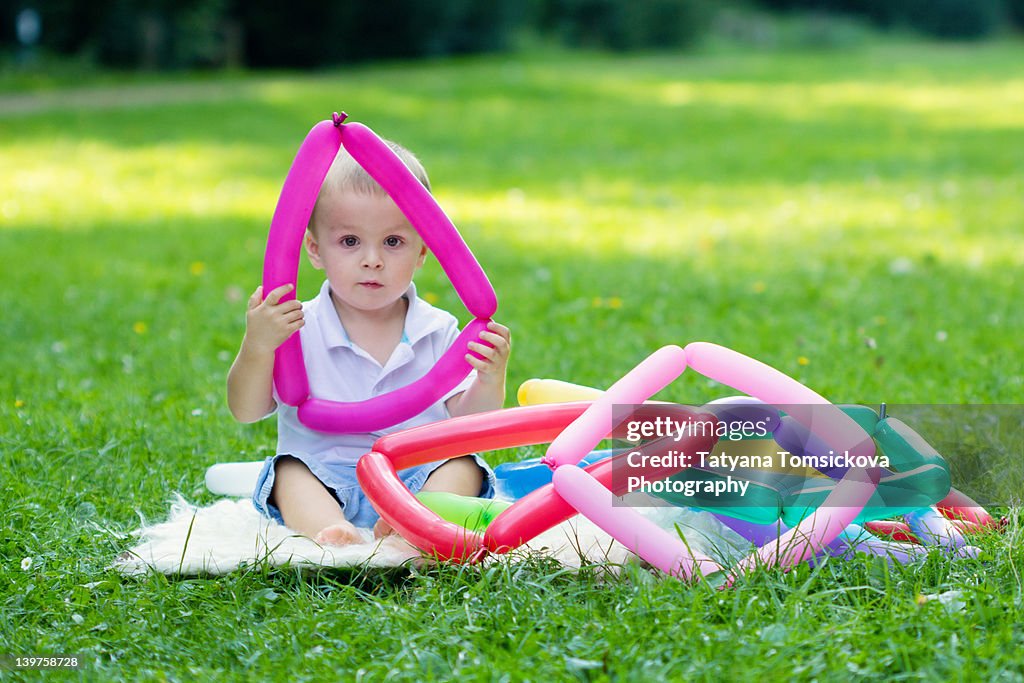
[252,452,496,530]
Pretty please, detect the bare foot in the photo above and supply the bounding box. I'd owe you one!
[373,517,395,539]
[314,521,362,546]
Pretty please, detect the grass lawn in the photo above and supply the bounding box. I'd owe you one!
[2,40,1023,680]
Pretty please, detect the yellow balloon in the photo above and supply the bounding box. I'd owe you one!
[516,378,603,406]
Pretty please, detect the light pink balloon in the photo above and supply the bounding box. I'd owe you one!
[552,465,723,579]
[730,468,879,579]
[542,345,687,468]
[680,342,881,579]
[545,342,879,582]
[684,342,874,458]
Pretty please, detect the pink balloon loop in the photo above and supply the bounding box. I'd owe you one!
[261,114,497,434]
[543,345,688,469]
[548,343,880,582]
[682,342,880,579]
[552,465,723,579]
[684,342,874,458]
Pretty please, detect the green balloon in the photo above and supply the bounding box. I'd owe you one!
[416,491,512,533]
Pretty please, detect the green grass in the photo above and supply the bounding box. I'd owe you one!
[2,40,1023,680]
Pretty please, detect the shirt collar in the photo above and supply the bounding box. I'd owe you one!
[315,280,447,350]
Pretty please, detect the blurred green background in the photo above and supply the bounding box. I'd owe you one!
[3,0,1024,73]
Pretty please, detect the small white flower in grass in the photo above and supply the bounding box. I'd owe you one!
[935,330,948,343]
[191,408,204,417]
[20,557,32,570]
[917,590,965,612]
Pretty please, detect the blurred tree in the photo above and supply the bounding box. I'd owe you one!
[0,0,112,54]
[0,0,238,68]
[2,0,1016,69]
[1009,0,1024,27]
[897,0,1005,39]
[234,0,525,67]
[537,0,712,50]
[752,0,1008,39]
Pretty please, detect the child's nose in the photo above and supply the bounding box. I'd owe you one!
[361,247,384,269]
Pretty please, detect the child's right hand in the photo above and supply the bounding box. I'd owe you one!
[243,284,304,354]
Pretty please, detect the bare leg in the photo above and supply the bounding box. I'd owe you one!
[374,456,484,538]
[271,456,361,546]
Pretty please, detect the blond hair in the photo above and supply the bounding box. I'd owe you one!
[310,140,430,233]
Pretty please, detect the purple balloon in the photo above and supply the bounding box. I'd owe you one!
[818,525,928,565]
[713,514,789,547]
[905,508,981,558]
[773,415,846,478]
[705,396,781,433]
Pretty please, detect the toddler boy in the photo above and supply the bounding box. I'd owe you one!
[227,140,510,546]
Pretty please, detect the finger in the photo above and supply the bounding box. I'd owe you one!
[476,336,508,360]
[248,286,263,309]
[278,299,303,313]
[477,331,509,350]
[282,310,304,324]
[468,341,497,359]
[264,283,295,305]
[465,354,489,372]
[486,321,510,339]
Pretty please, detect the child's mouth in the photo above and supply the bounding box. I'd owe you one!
[359,281,383,289]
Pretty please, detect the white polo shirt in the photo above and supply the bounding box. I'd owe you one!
[272,279,475,466]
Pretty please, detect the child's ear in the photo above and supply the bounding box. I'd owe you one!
[304,230,324,270]
[416,244,428,269]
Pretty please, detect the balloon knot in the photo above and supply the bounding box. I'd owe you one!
[466,546,489,564]
[332,111,348,127]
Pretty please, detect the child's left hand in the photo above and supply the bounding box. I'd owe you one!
[466,321,511,384]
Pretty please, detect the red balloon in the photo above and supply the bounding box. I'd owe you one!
[373,403,591,471]
[356,452,485,561]
[358,402,719,560]
[863,520,920,544]
[936,488,997,528]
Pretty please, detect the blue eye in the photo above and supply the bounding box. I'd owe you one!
[384,236,402,247]
[341,236,358,247]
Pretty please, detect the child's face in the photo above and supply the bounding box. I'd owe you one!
[305,190,427,315]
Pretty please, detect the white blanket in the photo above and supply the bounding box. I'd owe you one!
[114,495,745,576]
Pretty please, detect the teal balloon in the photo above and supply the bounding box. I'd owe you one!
[651,405,952,527]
